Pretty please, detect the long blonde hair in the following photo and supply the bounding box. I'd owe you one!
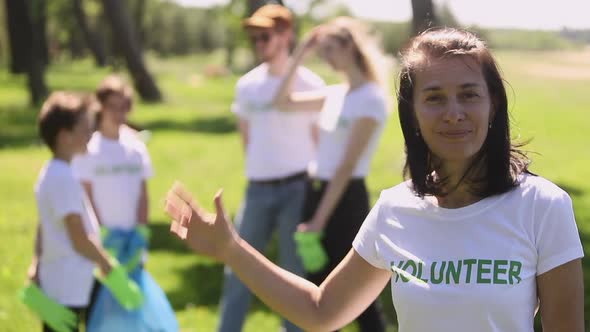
[320,16,392,91]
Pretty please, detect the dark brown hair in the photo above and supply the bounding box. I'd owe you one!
[38,91,88,152]
[397,28,529,198]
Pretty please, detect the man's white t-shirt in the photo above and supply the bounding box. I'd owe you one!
[72,128,153,230]
[232,63,325,180]
[353,174,583,332]
[36,159,100,306]
[309,82,388,180]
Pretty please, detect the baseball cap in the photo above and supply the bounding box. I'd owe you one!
[242,4,293,29]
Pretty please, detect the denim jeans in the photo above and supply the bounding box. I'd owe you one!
[217,179,306,332]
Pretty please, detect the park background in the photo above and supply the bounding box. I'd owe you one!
[0,0,589,331]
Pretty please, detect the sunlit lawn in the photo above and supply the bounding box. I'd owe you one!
[1,48,589,331]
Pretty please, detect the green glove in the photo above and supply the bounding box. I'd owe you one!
[294,232,329,273]
[19,283,77,332]
[95,259,143,310]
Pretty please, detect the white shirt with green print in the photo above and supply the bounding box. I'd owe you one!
[353,173,583,332]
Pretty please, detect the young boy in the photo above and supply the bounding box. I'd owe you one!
[26,91,142,332]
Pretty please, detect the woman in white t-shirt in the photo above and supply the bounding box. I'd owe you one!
[270,17,391,331]
[165,28,584,331]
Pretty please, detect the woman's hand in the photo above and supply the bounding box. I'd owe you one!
[165,182,239,262]
[297,219,323,233]
[295,27,323,60]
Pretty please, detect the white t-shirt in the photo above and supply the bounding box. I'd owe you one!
[353,174,584,332]
[72,128,153,230]
[232,63,325,180]
[35,159,100,306]
[309,82,388,179]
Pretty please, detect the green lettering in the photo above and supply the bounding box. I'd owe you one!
[477,259,492,284]
[391,261,405,283]
[401,260,418,283]
[508,261,522,284]
[430,261,446,284]
[417,261,429,283]
[463,259,476,283]
[493,260,508,284]
[445,260,462,284]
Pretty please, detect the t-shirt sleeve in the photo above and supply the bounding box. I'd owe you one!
[535,190,584,275]
[51,174,84,223]
[350,93,388,123]
[298,67,325,90]
[231,82,249,119]
[353,192,389,270]
[71,154,93,182]
[134,141,154,179]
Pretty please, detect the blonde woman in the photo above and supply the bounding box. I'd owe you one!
[270,17,392,331]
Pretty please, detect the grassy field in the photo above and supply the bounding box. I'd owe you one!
[0,48,589,331]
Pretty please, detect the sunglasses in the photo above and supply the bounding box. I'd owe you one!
[249,32,271,44]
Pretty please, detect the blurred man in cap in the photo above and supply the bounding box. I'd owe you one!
[217,3,325,332]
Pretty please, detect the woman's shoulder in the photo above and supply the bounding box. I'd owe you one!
[516,172,571,204]
[376,180,418,207]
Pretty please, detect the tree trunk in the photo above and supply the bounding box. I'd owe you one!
[73,0,107,67]
[411,0,439,35]
[248,0,284,14]
[5,0,48,104]
[133,0,146,47]
[247,0,269,15]
[27,0,48,104]
[100,0,162,102]
[5,0,29,73]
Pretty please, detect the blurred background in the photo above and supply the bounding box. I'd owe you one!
[0,0,589,331]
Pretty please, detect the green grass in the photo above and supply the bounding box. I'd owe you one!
[1,49,589,331]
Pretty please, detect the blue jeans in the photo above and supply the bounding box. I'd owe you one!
[217,179,306,332]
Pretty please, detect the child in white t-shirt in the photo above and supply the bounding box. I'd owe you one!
[73,75,152,232]
[26,92,142,332]
[72,76,177,332]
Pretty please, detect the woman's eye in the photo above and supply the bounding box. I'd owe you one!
[460,92,480,100]
[425,95,444,103]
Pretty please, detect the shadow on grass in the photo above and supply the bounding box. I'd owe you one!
[0,105,40,149]
[148,222,191,254]
[143,115,237,134]
[148,222,297,314]
[0,104,237,150]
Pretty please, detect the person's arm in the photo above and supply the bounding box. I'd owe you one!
[81,181,102,225]
[137,180,148,225]
[537,259,584,331]
[301,118,379,232]
[237,118,249,152]
[272,32,326,112]
[64,213,112,275]
[165,188,392,331]
[27,224,42,283]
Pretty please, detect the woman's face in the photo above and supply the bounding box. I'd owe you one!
[412,56,493,165]
[317,35,352,71]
